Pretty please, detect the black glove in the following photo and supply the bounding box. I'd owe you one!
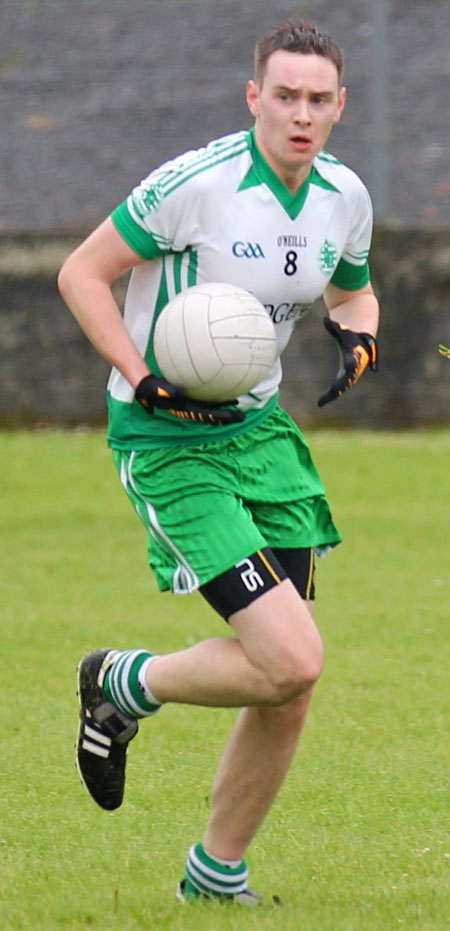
[135,374,245,426]
[318,317,378,408]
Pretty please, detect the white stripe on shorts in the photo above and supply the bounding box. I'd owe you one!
[120,452,200,595]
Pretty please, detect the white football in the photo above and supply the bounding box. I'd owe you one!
[153,282,278,402]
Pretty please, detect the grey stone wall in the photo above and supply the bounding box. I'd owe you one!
[1,231,449,428]
[2,1,449,428]
[1,0,449,231]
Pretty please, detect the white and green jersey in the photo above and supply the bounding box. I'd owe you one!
[108,128,373,449]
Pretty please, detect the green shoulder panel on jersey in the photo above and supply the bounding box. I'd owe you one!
[155,133,249,199]
[330,258,371,290]
[111,202,167,260]
[110,132,250,259]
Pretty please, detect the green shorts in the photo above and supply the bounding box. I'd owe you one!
[113,406,341,594]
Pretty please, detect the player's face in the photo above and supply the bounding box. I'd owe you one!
[247,50,346,192]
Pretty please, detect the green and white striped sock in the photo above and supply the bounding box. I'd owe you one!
[184,842,248,899]
[103,649,161,719]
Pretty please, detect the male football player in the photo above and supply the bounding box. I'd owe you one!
[58,18,378,904]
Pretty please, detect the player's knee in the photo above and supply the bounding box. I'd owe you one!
[267,635,324,703]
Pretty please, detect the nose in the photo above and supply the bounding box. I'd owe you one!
[294,99,312,125]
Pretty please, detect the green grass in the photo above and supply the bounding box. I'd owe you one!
[1,428,449,930]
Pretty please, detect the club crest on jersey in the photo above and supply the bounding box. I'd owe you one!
[319,239,339,275]
[232,241,265,259]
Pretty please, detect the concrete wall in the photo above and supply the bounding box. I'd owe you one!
[1,0,449,231]
[2,3,448,430]
[1,231,449,429]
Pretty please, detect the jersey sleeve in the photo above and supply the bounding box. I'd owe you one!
[111,152,203,260]
[330,179,373,290]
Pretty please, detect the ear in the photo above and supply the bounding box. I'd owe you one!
[333,86,347,125]
[246,80,260,118]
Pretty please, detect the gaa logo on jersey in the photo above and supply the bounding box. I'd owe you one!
[232,241,265,259]
[319,239,339,275]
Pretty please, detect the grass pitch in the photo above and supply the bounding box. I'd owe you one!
[1,428,449,930]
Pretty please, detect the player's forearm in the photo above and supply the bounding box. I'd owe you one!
[58,270,150,388]
[329,294,379,336]
[324,285,379,336]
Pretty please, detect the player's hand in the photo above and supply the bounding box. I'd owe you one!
[135,374,245,426]
[318,316,378,407]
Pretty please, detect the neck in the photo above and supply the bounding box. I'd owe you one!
[254,126,312,194]
[280,165,311,195]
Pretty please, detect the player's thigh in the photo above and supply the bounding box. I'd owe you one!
[200,545,316,619]
[229,580,323,691]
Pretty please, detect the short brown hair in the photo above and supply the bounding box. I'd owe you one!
[255,18,345,85]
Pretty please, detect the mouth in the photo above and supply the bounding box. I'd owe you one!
[289,134,312,152]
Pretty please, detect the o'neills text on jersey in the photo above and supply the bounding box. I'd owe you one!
[277,235,307,248]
